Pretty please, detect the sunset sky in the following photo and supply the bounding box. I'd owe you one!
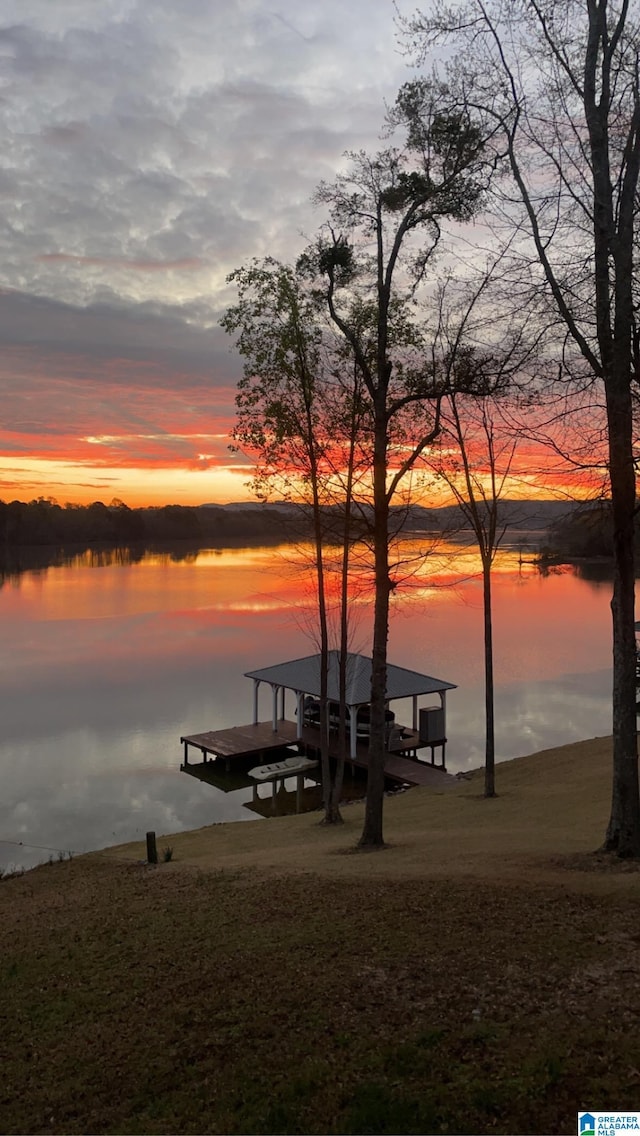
[0,0,595,508]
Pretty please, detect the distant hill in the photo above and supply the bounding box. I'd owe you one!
[398,499,578,534]
[210,498,579,535]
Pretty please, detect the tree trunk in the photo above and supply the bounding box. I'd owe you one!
[308,431,331,821]
[325,542,347,825]
[359,405,390,848]
[482,555,496,798]
[586,21,640,854]
[313,525,331,820]
[602,376,640,855]
[329,418,358,825]
[327,644,346,825]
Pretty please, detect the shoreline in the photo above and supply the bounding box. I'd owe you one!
[103,734,639,892]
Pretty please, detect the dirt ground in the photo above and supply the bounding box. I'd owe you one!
[4,737,640,1135]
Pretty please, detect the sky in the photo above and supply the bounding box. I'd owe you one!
[1,0,439,507]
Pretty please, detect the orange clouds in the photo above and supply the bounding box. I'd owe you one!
[0,340,249,505]
[0,337,606,510]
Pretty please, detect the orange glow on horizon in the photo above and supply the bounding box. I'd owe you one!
[0,458,256,507]
[0,341,607,508]
[0,454,599,509]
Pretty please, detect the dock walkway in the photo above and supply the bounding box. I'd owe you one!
[181,719,454,789]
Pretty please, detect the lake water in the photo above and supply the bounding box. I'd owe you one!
[0,539,614,872]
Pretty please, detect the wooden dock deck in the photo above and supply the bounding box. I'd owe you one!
[181,721,299,765]
[181,719,455,789]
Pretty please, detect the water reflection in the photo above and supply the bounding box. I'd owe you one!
[0,539,616,872]
[537,559,615,585]
[0,544,146,588]
[0,539,295,590]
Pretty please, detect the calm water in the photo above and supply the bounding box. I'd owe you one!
[0,540,614,871]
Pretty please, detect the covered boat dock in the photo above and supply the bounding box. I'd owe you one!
[244,651,456,765]
[180,651,457,791]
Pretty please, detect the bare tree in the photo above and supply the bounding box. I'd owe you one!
[418,265,540,799]
[222,258,361,824]
[436,392,519,797]
[302,91,490,847]
[402,1,640,856]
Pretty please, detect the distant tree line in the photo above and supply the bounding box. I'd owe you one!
[540,503,640,564]
[0,497,301,548]
[0,495,479,550]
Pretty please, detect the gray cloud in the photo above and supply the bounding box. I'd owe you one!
[0,289,239,375]
[0,0,417,490]
[1,0,411,316]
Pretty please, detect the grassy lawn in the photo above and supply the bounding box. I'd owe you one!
[2,737,640,1135]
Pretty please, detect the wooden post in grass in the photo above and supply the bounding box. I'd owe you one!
[146,831,158,864]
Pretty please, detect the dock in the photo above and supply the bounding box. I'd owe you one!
[181,651,459,804]
[181,719,455,789]
[181,720,300,769]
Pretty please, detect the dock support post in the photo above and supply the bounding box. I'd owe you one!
[296,691,304,740]
[271,685,278,732]
[296,773,303,814]
[349,707,357,759]
[412,696,418,732]
[440,690,447,735]
[252,680,259,725]
[183,740,189,766]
